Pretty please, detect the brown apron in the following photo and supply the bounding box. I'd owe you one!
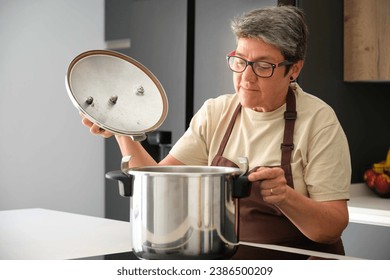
[211,88,345,259]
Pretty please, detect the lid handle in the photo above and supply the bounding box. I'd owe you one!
[130,134,147,142]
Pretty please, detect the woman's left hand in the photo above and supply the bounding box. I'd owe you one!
[248,166,290,205]
[248,167,349,244]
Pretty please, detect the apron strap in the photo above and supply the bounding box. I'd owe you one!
[281,87,297,188]
[214,103,242,158]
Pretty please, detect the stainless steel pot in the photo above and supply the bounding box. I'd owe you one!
[106,156,251,260]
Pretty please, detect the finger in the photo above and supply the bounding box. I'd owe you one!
[81,117,93,128]
[248,171,264,182]
[90,124,103,134]
[93,126,114,138]
[248,167,278,181]
[100,130,114,138]
[260,186,276,197]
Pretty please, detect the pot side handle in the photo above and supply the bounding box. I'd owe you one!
[105,170,134,197]
[232,175,251,198]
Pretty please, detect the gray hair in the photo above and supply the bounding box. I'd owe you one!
[231,5,308,62]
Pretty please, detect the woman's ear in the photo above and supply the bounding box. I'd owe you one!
[290,60,304,80]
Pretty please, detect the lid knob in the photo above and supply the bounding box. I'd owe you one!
[135,85,145,96]
[109,95,118,104]
[85,96,94,105]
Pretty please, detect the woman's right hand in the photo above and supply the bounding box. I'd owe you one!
[80,113,114,138]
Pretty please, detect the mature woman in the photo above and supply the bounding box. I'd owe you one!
[82,5,351,259]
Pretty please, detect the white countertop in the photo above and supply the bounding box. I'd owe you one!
[348,183,390,227]
[0,208,359,260]
[0,208,132,260]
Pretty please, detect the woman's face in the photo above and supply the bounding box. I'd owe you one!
[233,37,303,112]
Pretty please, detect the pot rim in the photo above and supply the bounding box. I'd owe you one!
[125,165,241,176]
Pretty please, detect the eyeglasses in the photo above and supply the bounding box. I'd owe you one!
[226,52,293,78]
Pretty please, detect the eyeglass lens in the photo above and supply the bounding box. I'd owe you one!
[228,56,275,78]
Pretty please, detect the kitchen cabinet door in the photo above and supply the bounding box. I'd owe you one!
[344,0,390,81]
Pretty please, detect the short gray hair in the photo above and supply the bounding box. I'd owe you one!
[231,5,308,62]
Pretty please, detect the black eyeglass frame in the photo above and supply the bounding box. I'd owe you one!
[226,55,294,78]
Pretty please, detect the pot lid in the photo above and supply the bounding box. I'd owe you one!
[65,50,168,141]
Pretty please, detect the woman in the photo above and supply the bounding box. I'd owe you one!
[82,5,351,259]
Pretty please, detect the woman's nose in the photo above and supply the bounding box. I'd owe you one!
[241,65,257,81]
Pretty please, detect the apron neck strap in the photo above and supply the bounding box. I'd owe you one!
[281,87,297,188]
[214,102,242,158]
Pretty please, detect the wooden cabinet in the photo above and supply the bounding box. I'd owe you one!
[344,0,390,81]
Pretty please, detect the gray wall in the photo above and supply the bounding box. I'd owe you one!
[0,0,105,217]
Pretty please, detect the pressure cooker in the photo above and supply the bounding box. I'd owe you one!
[65,50,251,259]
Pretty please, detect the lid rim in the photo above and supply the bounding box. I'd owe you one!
[65,50,168,138]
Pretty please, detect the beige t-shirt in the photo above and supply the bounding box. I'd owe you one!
[170,83,351,201]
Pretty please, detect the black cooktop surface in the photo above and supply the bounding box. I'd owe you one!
[100,245,335,260]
